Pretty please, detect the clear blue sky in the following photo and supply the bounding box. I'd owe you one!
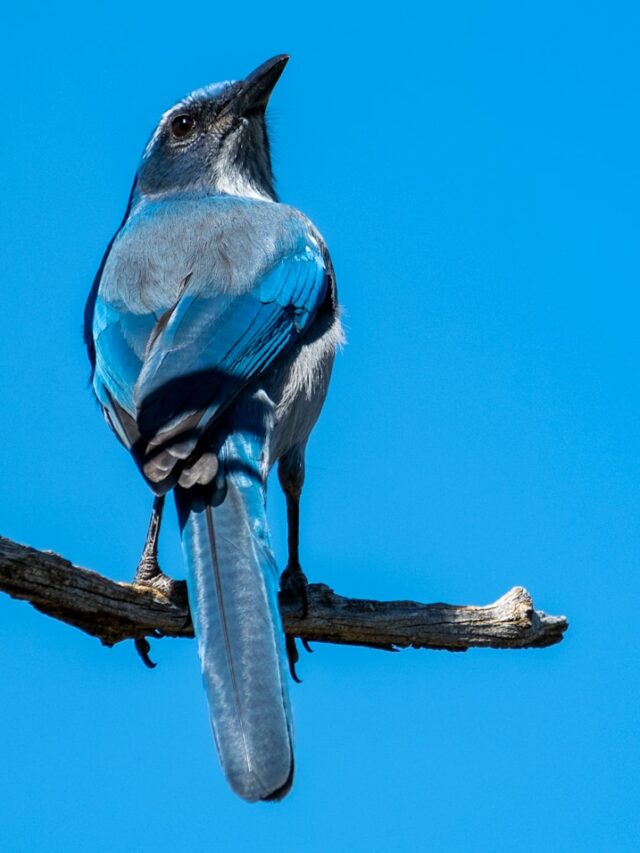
[1,1,638,850]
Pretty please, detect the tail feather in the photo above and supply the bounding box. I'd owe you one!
[176,431,294,802]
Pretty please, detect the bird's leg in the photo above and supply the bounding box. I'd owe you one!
[132,495,174,668]
[133,494,188,604]
[278,450,313,682]
[280,487,309,616]
[133,495,170,588]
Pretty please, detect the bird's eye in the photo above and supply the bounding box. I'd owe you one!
[171,114,196,139]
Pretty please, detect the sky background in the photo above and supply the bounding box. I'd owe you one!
[1,1,639,850]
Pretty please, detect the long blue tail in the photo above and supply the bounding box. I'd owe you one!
[175,429,294,802]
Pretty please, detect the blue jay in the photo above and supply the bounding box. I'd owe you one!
[84,56,343,802]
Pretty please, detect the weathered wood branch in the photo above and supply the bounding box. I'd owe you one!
[0,535,568,652]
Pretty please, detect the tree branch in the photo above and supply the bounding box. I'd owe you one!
[0,535,568,652]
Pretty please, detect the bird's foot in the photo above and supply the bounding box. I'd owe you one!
[133,554,176,598]
[279,561,309,617]
[131,555,183,669]
[279,562,313,682]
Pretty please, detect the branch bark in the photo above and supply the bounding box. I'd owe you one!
[0,535,568,652]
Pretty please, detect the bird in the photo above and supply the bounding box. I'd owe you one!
[84,55,343,802]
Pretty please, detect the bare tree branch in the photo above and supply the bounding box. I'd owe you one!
[0,535,568,652]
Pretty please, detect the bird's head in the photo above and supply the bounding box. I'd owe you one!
[135,55,289,203]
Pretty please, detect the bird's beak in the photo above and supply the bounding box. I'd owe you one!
[231,55,289,114]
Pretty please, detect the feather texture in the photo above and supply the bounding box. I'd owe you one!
[92,196,329,491]
[175,415,294,802]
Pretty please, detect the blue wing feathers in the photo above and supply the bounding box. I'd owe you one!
[91,198,328,484]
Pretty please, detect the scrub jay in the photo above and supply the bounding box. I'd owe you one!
[84,55,342,802]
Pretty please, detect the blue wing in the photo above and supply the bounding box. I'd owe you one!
[91,203,329,487]
[134,238,327,436]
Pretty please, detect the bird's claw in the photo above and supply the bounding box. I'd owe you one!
[283,633,314,682]
[280,563,313,681]
[134,637,157,669]
[285,634,302,683]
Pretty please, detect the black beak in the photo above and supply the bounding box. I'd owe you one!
[232,55,289,114]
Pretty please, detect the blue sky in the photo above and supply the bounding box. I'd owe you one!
[1,1,638,850]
